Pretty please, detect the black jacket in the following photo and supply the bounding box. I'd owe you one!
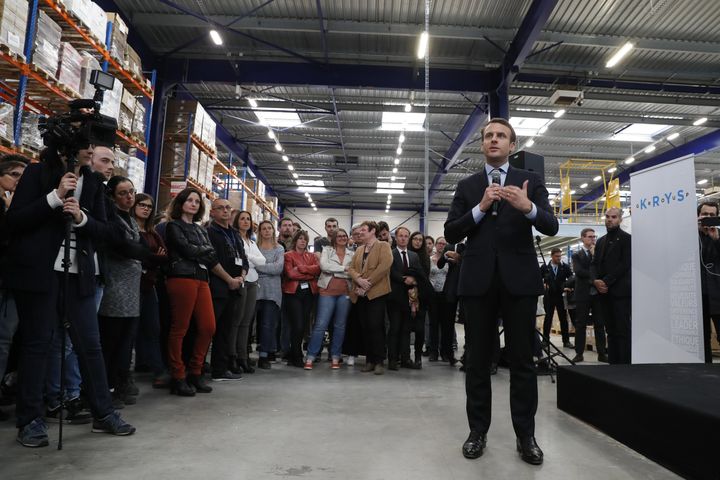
[388,248,422,305]
[2,163,106,297]
[699,232,720,314]
[591,227,631,298]
[540,261,572,297]
[207,222,249,298]
[572,248,595,302]
[165,220,218,281]
[444,166,559,297]
[437,242,465,303]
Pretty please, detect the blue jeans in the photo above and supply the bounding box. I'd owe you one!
[306,294,351,361]
[256,300,280,357]
[0,289,19,380]
[135,288,164,375]
[14,274,114,427]
[44,329,82,408]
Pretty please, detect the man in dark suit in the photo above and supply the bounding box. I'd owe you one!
[540,248,573,349]
[387,226,423,370]
[698,201,720,363]
[591,207,631,364]
[436,242,465,365]
[445,117,558,466]
[572,228,607,363]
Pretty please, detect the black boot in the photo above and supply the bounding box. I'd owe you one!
[414,353,423,369]
[170,378,196,397]
[187,374,213,393]
[238,359,255,374]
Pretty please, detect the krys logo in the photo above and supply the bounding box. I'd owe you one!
[635,189,690,210]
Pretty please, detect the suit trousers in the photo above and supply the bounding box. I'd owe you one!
[14,273,114,428]
[387,299,412,362]
[463,278,538,438]
[210,293,241,375]
[574,297,607,356]
[98,315,139,389]
[701,295,720,363]
[282,289,315,363]
[428,292,458,359]
[232,282,257,361]
[597,295,631,364]
[542,294,569,343]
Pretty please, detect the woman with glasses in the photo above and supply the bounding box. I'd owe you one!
[304,229,354,370]
[131,193,169,388]
[254,220,285,369]
[97,177,149,406]
[231,210,266,374]
[282,230,320,367]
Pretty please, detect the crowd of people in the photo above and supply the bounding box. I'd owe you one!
[0,146,468,448]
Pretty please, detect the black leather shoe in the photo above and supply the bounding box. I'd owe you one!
[401,361,421,370]
[462,431,487,459]
[428,353,438,362]
[238,359,255,374]
[387,361,399,371]
[187,374,213,393]
[597,353,609,363]
[572,354,584,363]
[490,363,498,375]
[563,342,575,349]
[170,379,196,397]
[516,436,543,465]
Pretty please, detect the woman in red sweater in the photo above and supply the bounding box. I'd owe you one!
[282,230,320,367]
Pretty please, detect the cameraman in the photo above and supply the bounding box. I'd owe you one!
[3,140,135,447]
[698,201,720,363]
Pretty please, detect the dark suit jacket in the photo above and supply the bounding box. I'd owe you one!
[591,227,631,298]
[207,222,249,299]
[388,248,421,305]
[444,165,559,297]
[540,261,572,297]
[2,163,107,297]
[700,232,720,314]
[437,242,465,303]
[572,249,595,302]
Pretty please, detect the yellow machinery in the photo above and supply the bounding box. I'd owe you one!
[558,159,619,222]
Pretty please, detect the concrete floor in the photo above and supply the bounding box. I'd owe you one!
[0,333,681,480]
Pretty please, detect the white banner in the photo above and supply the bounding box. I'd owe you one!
[630,155,704,363]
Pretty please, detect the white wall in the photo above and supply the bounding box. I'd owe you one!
[280,207,451,241]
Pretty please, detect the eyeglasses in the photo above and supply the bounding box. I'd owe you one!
[116,189,135,197]
[2,171,22,178]
[136,203,153,209]
[213,205,232,211]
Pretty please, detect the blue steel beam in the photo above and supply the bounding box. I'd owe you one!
[163,58,499,93]
[578,129,720,207]
[425,0,557,208]
[316,0,328,64]
[515,73,720,96]
[158,0,320,65]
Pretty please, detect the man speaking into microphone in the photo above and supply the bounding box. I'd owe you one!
[445,118,558,465]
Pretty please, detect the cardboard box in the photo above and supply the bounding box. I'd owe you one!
[132,101,146,138]
[106,12,128,62]
[99,77,123,120]
[79,51,101,98]
[0,0,28,60]
[33,10,62,78]
[160,142,187,178]
[124,45,142,78]
[57,42,83,96]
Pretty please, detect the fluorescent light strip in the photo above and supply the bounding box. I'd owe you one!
[417,31,429,59]
[209,30,223,46]
[606,41,634,68]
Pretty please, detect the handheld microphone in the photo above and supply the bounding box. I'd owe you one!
[491,169,501,216]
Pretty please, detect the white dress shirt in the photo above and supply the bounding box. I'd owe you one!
[471,161,538,223]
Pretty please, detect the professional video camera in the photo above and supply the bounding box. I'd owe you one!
[38,70,118,158]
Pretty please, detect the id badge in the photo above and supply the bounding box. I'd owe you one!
[300,282,309,290]
[234,257,242,266]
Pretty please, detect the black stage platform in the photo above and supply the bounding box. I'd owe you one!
[557,364,720,480]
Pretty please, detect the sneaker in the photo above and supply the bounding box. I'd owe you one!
[346,356,355,366]
[113,391,136,406]
[211,370,243,382]
[303,360,313,370]
[374,364,385,375]
[258,358,272,370]
[92,412,136,436]
[45,399,92,425]
[331,359,340,370]
[17,418,49,448]
[123,377,139,396]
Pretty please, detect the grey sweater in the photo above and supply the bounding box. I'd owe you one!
[255,245,284,308]
[98,211,142,318]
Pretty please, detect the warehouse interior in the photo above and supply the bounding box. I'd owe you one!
[0,0,719,478]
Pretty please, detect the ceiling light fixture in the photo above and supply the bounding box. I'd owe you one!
[292,173,298,179]
[387,194,392,199]
[570,190,576,195]
[693,117,708,126]
[698,179,709,185]
[538,125,549,134]
[396,147,402,155]
[392,167,398,174]
[525,139,535,148]
[313,207,318,211]
[248,98,258,108]
[580,183,588,188]
[404,103,412,113]
[391,176,396,182]
[625,156,635,165]
[274,143,282,151]
[282,155,289,161]
[644,145,656,153]
[666,132,680,141]
[288,165,294,171]
[267,130,275,139]
[608,167,617,173]
[394,158,400,165]
[605,41,634,68]
[593,175,602,181]
[399,133,405,143]
[553,109,566,119]
[209,29,223,46]
[304,192,310,198]
[417,31,429,59]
